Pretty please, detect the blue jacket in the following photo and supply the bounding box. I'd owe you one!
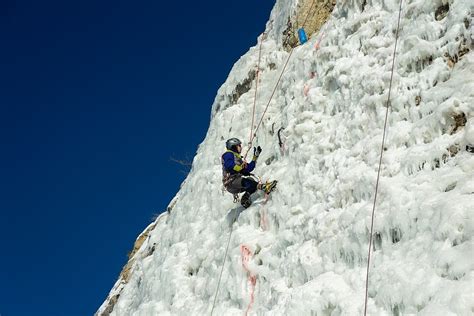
[221,150,256,176]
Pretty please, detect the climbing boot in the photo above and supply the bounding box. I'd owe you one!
[241,192,252,208]
[260,180,278,194]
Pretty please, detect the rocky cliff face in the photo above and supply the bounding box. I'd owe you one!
[281,0,336,50]
[98,0,473,315]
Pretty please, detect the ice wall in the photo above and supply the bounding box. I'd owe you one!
[98,0,473,315]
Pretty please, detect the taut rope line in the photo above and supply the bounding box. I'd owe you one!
[363,1,404,315]
[210,221,234,316]
[249,33,265,145]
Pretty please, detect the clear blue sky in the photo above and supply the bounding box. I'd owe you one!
[0,1,275,315]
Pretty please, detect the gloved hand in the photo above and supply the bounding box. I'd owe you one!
[253,146,262,160]
[254,146,262,157]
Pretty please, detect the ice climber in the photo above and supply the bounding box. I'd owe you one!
[221,138,277,208]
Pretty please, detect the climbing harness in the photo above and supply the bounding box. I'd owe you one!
[363,1,404,315]
[222,171,260,203]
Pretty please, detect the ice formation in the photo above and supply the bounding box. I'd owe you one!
[98,0,473,314]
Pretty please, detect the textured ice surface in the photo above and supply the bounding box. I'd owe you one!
[98,0,474,315]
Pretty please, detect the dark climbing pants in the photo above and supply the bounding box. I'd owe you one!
[225,175,258,195]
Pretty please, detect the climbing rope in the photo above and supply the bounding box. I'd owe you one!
[251,48,294,145]
[363,1,403,315]
[249,33,265,145]
[244,2,321,159]
[215,4,321,312]
[298,0,317,30]
[244,47,295,160]
[210,221,235,316]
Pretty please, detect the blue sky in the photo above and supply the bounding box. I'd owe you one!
[0,1,275,315]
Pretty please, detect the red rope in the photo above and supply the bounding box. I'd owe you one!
[364,1,403,315]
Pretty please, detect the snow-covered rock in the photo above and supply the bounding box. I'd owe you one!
[98,0,474,315]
